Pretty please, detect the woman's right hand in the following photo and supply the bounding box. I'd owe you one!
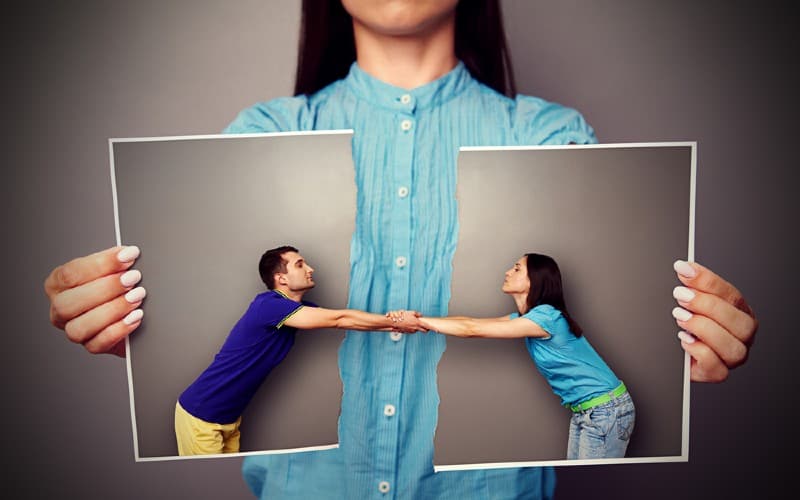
[44,246,146,357]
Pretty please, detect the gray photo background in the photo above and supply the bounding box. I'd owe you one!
[4,1,796,499]
[113,133,355,457]
[436,146,690,466]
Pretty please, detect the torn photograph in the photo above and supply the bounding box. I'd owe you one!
[433,143,694,470]
[111,131,362,460]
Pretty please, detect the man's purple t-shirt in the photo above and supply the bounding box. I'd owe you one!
[178,290,315,424]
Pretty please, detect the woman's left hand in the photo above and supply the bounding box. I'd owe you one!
[672,260,758,383]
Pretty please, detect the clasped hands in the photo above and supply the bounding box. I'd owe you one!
[386,310,426,333]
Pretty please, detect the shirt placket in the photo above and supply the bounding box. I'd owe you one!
[374,93,417,498]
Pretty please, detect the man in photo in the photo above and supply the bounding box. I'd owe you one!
[175,245,422,456]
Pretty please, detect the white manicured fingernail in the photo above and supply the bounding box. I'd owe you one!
[120,270,142,287]
[677,330,696,344]
[673,286,695,303]
[123,309,143,325]
[125,287,146,303]
[673,260,697,278]
[117,246,140,263]
[672,307,692,321]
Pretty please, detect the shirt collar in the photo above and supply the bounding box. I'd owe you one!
[272,289,298,302]
[343,61,472,112]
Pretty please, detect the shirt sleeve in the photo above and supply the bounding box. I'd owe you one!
[222,96,312,134]
[512,95,598,146]
[521,305,564,340]
[252,293,305,329]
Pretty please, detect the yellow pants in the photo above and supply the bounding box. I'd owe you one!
[174,401,242,455]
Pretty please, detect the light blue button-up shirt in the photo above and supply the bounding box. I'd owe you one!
[225,62,596,500]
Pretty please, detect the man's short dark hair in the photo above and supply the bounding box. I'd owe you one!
[259,245,299,289]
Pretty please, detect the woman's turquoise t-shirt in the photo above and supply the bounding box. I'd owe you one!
[515,304,621,406]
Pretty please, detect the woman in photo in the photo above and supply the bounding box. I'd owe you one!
[404,253,635,459]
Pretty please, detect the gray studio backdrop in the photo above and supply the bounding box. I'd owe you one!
[8,1,795,499]
[112,132,355,458]
[435,144,692,468]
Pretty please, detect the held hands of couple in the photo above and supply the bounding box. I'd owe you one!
[386,310,426,333]
[672,260,758,383]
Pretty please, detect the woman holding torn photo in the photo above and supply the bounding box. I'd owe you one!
[44,0,758,498]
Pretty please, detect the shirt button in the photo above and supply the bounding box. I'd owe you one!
[397,186,409,198]
[400,94,411,104]
[384,404,396,417]
[400,119,412,131]
[395,256,407,268]
[390,331,403,341]
[378,481,391,494]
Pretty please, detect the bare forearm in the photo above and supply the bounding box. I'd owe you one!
[335,309,394,331]
[422,317,482,337]
[421,316,544,339]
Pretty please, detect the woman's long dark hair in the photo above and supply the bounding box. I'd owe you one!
[524,253,583,337]
[294,0,516,97]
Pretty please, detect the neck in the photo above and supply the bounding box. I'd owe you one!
[352,15,458,89]
[512,294,528,315]
[275,286,305,303]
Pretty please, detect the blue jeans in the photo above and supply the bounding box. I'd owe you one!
[566,391,635,459]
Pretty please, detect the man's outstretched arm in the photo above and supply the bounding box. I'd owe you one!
[283,306,423,333]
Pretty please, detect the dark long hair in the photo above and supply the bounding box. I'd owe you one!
[524,253,583,337]
[294,0,516,97]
